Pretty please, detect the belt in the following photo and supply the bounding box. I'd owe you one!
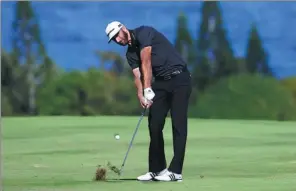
[155,67,188,81]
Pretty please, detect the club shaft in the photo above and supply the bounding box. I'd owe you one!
[119,107,146,175]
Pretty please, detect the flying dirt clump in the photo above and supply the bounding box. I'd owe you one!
[94,165,107,181]
[93,161,121,181]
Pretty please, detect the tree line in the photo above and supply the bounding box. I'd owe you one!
[2,1,296,120]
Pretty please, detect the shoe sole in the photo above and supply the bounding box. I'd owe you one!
[137,178,155,181]
[154,179,183,182]
[137,179,182,182]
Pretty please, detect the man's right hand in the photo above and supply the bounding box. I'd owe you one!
[138,95,153,108]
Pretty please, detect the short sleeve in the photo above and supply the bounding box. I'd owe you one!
[126,48,140,70]
[137,27,155,50]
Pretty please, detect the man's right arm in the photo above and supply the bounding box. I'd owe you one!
[132,67,143,97]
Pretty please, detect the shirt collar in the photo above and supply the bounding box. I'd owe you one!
[128,29,138,48]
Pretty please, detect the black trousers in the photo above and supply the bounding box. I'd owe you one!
[148,68,192,174]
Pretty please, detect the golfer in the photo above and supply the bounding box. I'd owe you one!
[105,21,192,182]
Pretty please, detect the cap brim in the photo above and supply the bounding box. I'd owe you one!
[108,36,114,43]
[107,30,120,44]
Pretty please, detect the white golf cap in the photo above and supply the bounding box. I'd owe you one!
[105,21,123,43]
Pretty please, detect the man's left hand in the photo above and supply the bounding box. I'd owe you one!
[143,87,155,108]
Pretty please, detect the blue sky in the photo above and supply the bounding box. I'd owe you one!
[1,1,296,78]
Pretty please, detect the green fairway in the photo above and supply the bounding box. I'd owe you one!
[2,116,296,191]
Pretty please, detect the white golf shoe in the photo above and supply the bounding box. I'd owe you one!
[137,169,168,181]
[154,170,183,182]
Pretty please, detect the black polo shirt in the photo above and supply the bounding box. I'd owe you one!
[126,26,186,77]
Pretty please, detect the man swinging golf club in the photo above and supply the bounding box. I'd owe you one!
[105,21,192,182]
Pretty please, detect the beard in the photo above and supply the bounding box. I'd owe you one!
[116,30,129,46]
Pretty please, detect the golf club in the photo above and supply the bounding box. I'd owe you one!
[118,106,147,178]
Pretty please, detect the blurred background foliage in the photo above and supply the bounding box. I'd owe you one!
[1,1,296,121]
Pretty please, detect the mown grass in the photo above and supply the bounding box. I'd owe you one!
[2,116,296,191]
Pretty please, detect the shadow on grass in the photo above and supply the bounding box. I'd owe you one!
[97,178,159,183]
[104,178,137,182]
